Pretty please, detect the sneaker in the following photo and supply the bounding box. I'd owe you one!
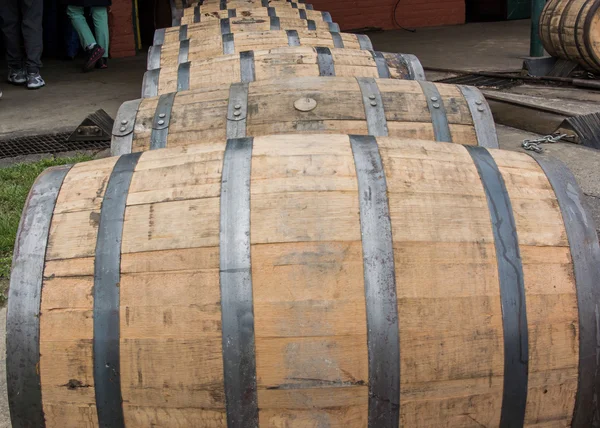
[26,72,45,89]
[8,69,27,85]
[83,44,105,72]
[95,57,108,69]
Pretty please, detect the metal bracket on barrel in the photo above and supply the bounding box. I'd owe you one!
[226,83,249,139]
[150,93,176,150]
[112,99,142,156]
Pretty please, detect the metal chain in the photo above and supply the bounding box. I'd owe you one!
[522,133,571,153]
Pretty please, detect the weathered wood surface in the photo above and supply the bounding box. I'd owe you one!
[179,7,329,26]
[171,15,338,34]
[150,30,373,70]
[142,47,424,96]
[115,77,496,153]
[9,134,584,427]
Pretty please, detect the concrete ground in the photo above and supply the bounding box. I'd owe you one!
[0,56,146,139]
[369,19,531,71]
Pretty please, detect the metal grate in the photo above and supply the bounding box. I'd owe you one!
[0,132,110,159]
[437,74,521,90]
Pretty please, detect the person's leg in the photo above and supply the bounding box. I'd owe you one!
[67,5,104,71]
[0,0,25,78]
[91,7,109,58]
[20,0,43,73]
[66,5,96,50]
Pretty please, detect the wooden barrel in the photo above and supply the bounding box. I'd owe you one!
[115,77,496,154]
[142,47,425,97]
[7,134,600,427]
[173,0,315,9]
[188,0,314,12]
[540,0,600,73]
[178,6,331,27]
[148,30,374,71]
[178,1,320,24]
[171,15,340,35]
[197,0,313,7]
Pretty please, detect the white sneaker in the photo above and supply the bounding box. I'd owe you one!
[27,72,45,90]
[8,69,26,85]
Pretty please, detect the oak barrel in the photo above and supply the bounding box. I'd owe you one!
[7,134,600,427]
[142,47,425,97]
[186,0,314,12]
[178,6,329,27]
[148,29,375,71]
[168,15,340,38]
[115,77,496,154]
[195,0,313,7]
[540,0,600,73]
[173,0,315,10]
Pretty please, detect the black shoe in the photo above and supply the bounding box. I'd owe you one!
[95,57,108,69]
[83,45,105,72]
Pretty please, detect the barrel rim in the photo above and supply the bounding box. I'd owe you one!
[93,152,142,427]
[6,165,72,428]
[556,0,580,60]
[583,0,600,70]
[573,0,599,72]
[350,135,400,426]
[467,145,529,426]
[529,152,600,427]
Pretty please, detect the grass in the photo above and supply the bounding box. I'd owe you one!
[0,155,94,306]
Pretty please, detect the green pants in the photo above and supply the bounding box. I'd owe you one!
[66,6,109,58]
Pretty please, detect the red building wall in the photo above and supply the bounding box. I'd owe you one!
[109,0,137,58]
[310,0,465,30]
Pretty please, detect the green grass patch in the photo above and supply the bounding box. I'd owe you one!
[0,155,94,306]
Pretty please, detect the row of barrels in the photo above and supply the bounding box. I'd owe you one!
[6,0,600,427]
[540,0,600,73]
[132,0,495,154]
